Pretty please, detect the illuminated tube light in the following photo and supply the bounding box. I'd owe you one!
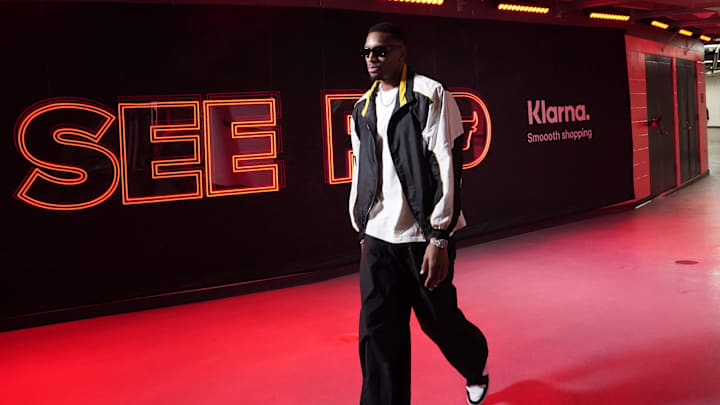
[678,29,693,37]
[388,0,445,5]
[700,34,712,41]
[497,3,550,14]
[650,20,669,30]
[589,12,630,21]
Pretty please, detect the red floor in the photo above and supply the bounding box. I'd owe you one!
[2,131,719,405]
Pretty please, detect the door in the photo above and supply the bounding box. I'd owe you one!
[676,59,700,182]
[645,55,676,196]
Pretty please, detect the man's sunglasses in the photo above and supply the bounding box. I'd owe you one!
[360,46,398,58]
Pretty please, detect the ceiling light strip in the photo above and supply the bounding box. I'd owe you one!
[497,3,550,14]
[650,20,669,30]
[388,0,445,5]
[678,29,694,37]
[589,12,630,22]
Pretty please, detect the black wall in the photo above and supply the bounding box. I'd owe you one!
[1,3,633,322]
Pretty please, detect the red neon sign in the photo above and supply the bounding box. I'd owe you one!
[203,98,281,197]
[14,90,487,211]
[15,94,283,211]
[321,89,492,184]
[322,92,363,184]
[453,90,492,170]
[118,100,204,205]
[15,100,120,211]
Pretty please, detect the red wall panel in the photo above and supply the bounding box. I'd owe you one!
[624,35,707,201]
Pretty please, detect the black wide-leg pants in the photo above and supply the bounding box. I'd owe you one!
[358,235,489,405]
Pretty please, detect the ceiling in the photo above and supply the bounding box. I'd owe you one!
[550,0,720,36]
[493,0,720,72]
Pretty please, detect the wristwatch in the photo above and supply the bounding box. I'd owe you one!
[429,238,448,249]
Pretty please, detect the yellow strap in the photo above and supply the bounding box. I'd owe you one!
[399,65,408,107]
[362,80,380,117]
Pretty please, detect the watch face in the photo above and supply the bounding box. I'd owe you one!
[431,238,448,248]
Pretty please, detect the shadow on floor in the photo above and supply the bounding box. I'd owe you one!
[485,339,719,405]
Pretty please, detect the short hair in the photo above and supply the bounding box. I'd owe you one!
[368,22,407,45]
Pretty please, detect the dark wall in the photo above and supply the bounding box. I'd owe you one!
[0,3,633,321]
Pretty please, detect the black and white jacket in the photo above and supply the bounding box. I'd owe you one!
[349,65,467,241]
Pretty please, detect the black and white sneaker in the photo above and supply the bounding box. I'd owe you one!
[466,374,489,405]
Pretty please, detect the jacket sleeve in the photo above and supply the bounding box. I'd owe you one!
[348,116,361,232]
[423,87,465,240]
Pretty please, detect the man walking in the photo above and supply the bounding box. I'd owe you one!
[348,22,490,405]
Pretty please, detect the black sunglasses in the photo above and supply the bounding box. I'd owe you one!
[360,46,398,58]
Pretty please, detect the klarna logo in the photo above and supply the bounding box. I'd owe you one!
[527,100,590,125]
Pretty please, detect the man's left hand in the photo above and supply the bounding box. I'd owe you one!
[420,243,449,291]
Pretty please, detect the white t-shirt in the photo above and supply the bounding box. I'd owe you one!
[364,87,426,243]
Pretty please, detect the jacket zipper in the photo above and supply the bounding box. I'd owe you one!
[361,121,378,228]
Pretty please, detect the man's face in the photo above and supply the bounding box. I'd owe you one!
[363,32,406,82]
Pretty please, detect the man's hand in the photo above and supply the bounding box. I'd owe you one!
[420,243,449,291]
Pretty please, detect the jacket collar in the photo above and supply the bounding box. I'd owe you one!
[397,64,415,108]
[361,64,415,120]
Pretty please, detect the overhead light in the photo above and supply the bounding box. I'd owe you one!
[589,12,630,22]
[650,20,669,30]
[678,29,694,37]
[388,0,445,5]
[497,3,550,14]
[700,35,712,41]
